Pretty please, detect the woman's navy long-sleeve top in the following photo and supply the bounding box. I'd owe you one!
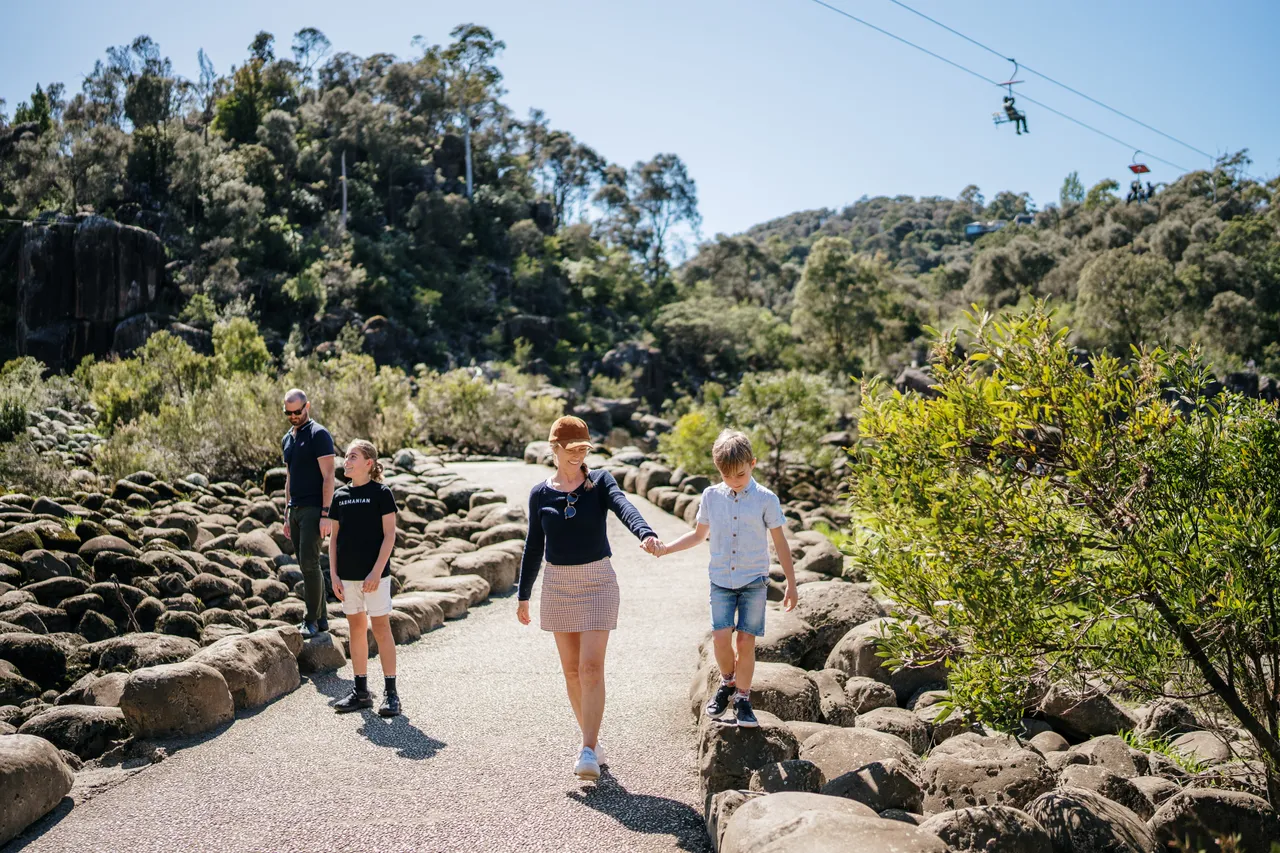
[517,469,655,601]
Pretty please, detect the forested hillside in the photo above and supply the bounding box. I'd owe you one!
[3,26,1277,392]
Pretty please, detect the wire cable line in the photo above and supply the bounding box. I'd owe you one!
[803,0,1191,172]
[879,0,1217,162]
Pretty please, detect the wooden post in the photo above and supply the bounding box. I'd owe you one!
[463,108,473,200]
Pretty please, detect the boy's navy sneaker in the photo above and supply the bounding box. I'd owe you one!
[379,693,401,717]
[706,683,736,718]
[734,696,759,728]
[334,690,373,713]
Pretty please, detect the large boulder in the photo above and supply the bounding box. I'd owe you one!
[1148,788,1280,853]
[78,535,140,563]
[794,536,843,577]
[17,704,129,759]
[297,633,346,675]
[449,548,518,595]
[1026,787,1154,853]
[188,629,300,710]
[119,661,236,738]
[921,739,1055,814]
[0,659,42,704]
[748,663,820,722]
[700,710,801,796]
[795,583,886,667]
[824,616,897,681]
[719,791,948,853]
[79,632,199,671]
[706,790,763,853]
[23,577,90,608]
[754,609,817,667]
[0,735,76,845]
[1070,735,1140,778]
[748,759,827,794]
[799,726,923,783]
[918,805,1053,853]
[1058,764,1154,821]
[401,590,469,620]
[234,529,282,560]
[821,758,925,813]
[1031,681,1136,740]
[56,671,128,707]
[856,706,930,754]
[0,632,66,687]
[405,574,490,605]
[843,676,899,715]
[809,668,858,727]
[634,461,672,497]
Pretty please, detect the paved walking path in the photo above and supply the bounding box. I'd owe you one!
[11,462,712,853]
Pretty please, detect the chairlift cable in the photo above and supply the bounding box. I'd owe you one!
[880,0,1219,163]
[803,0,1191,172]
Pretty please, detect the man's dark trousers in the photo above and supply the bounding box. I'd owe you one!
[289,506,325,623]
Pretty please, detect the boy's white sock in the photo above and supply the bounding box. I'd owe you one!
[720,674,735,687]
[734,689,750,701]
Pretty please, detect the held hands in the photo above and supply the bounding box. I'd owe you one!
[782,581,798,613]
[516,600,531,625]
[641,536,667,557]
[331,573,344,601]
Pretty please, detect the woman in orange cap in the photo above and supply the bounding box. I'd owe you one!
[516,415,661,780]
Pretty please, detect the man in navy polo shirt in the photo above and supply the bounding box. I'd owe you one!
[281,388,336,637]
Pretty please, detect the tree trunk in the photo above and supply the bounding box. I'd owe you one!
[1148,590,1280,804]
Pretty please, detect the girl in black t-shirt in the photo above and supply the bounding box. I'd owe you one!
[327,439,401,717]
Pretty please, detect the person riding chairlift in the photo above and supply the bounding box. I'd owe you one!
[1003,96,1028,135]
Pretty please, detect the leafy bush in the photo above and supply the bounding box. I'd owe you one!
[0,357,85,412]
[213,317,272,373]
[0,440,73,497]
[285,353,417,455]
[850,304,1280,793]
[415,368,563,456]
[0,401,28,443]
[726,370,837,493]
[658,407,724,478]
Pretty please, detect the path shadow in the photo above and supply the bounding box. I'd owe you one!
[566,770,710,852]
[310,672,447,761]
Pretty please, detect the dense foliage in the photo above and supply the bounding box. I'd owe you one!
[850,305,1280,798]
[3,28,1277,400]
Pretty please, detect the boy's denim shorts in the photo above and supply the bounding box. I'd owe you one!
[710,577,769,637]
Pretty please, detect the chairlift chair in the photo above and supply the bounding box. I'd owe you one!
[1129,151,1150,174]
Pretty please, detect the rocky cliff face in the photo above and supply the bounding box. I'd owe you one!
[17,215,168,370]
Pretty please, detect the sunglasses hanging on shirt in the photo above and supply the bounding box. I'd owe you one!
[564,492,578,519]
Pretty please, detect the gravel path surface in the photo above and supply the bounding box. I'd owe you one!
[10,462,712,853]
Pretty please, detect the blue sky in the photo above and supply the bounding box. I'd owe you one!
[3,0,1276,241]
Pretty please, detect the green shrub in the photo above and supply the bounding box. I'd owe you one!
[850,303,1280,787]
[0,401,28,443]
[0,357,85,412]
[590,372,635,399]
[416,368,563,455]
[658,408,724,478]
[285,353,417,455]
[213,317,272,374]
[0,440,72,497]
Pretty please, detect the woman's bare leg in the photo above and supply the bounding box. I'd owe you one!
[578,630,610,751]
[553,631,584,731]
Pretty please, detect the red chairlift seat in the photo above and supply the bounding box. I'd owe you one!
[1129,163,1151,174]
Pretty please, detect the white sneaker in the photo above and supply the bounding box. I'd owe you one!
[574,746,601,781]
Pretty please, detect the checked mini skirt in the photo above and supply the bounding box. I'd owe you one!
[539,558,619,632]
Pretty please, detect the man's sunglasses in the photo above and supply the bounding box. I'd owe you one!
[283,406,306,417]
[564,492,578,519]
